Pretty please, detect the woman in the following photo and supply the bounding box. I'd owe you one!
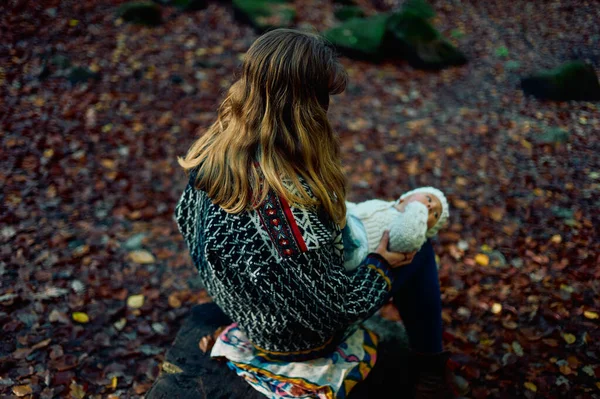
[174,28,464,399]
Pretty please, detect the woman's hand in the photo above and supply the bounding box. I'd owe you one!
[374,230,416,268]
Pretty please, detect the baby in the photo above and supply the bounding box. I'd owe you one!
[342,187,449,271]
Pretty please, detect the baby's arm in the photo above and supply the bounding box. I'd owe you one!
[388,201,429,253]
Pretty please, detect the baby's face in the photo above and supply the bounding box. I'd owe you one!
[396,193,442,229]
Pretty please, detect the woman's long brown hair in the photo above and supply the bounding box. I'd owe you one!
[178,28,348,226]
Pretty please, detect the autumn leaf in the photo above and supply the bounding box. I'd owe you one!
[12,385,32,397]
[562,333,576,345]
[475,254,489,266]
[69,380,86,399]
[583,310,598,320]
[128,250,156,264]
[72,312,90,323]
[491,303,502,314]
[127,294,145,309]
[524,382,537,392]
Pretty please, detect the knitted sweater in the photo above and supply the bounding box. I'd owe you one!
[344,200,429,270]
[174,172,395,359]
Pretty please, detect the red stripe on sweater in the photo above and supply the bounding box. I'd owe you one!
[279,196,308,252]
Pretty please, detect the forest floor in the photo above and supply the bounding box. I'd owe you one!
[1,0,599,397]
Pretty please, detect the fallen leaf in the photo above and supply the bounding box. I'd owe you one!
[127,294,145,309]
[69,380,86,399]
[72,312,90,323]
[168,293,182,308]
[128,250,156,264]
[491,303,502,314]
[524,382,537,392]
[475,254,489,266]
[562,333,576,345]
[583,310,598,320]
[502,320,518,330]
[12,385,32,396]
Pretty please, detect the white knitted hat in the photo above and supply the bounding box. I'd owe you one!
[398,187,449,238]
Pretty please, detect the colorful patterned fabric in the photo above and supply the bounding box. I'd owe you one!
[211,323,379,399]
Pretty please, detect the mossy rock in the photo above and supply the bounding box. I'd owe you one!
[384,10,467,69]
[400,0,435,19]
[68,66,101,85]
[117,1,162,26]
[333,0,357,5]
[232,0,296,32]
[536,127,570,144]
[521,61,600,101]
[323,13,391,60]
[334,6,365,22]
[171,0,207,11]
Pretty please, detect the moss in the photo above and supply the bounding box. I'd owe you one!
[171,0,207,11]
[385,9,466,69]
[117,2,162,26]
[323,13,391,59]
[334,6,365,22]
[521,61,600,101]
[232,0,295,32]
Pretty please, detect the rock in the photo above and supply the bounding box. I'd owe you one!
[521,61,600,101]
[50,55,72,70]
[68,67,100,85]
[324,0,466,68]
[334,6,365,22]
[384,9,467,69]
[536,127,570,144]
[123,233,147,250]
[232,0,296,33]
[333,0,356,5]
[323,14,391,60]
[117,2,163,26]
[170,0,207,11]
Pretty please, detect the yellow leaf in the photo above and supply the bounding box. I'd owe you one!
[584,311,599,320]
[524,382,537,392]
[69,19,79,27]
[453,199,469,209]
[455,177,468,186]
[72,312,90,323]
[132,122,144,133]
[520,139,532,149]
[480,244,492,252]
[475,254,489,266]
[12,385,32,397]
[596,382,600,390]
[70,381,86,399]
[101,159,116,169]
[127,294,145,309]
[563,333,576,345]
[533,188,544,196]
[128,250,156,264]
[491,303,502,314]
[102,123,113,133]
[111,376,118,389]
[551,234,562,244]
[43,148,54,158]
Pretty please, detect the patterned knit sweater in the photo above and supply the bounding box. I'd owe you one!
[174,172,396,359]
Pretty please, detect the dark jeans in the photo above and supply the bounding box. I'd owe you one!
[388,239,443,354]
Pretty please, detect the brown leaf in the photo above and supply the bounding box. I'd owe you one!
[199,334,216,353]
[168,293,182,308]
[12,385,32,397]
